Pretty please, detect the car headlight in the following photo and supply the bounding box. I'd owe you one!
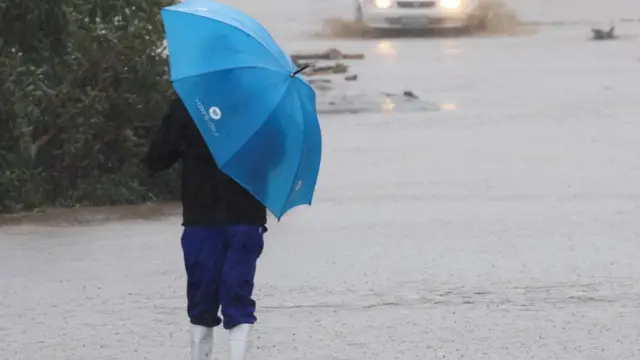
[440,0,461,9]
[374,0,393,9]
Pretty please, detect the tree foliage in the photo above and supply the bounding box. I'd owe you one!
[0,0,180,213]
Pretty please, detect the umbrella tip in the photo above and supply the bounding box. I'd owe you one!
[291,64,311,77]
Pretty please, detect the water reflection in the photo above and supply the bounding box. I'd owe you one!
[381,96,396,112]
[376,40,397,56]
[440,102,457,110]
[316,89,440,114]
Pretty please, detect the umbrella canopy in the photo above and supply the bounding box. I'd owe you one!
[161,0,322,219]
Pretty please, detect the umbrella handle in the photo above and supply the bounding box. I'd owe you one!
[291,64,311,77]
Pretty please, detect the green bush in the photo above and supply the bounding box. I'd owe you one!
[0,0,180,213]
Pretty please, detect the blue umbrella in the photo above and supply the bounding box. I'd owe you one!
[160,0,322,220]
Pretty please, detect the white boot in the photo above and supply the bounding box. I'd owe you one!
[190,325,213,360]
[229,324,254,360]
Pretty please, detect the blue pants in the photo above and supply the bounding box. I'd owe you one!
[181,225,264,330]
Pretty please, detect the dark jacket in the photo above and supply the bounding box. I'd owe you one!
[141,96,267,226]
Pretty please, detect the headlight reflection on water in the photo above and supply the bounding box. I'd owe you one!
[381,97,397,112]
[376,40,396,56]
[440,103,457,111]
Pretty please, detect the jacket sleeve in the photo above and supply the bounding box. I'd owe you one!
[141,98,186,176]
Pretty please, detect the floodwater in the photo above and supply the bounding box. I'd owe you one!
[2,1,640,359]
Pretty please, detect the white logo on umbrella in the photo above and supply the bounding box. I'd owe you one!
[195,99,220,136]
[209,106,222,120]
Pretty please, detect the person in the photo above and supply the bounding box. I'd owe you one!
[141,95,267,360]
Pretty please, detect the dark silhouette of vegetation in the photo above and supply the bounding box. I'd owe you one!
[0,0,180,213]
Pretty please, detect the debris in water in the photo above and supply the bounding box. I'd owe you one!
[290,48,365,62]
[591,26,616,40]
[403,90,419,99]
[310,63,349,75]
[290,48,363,89]
[293,62,350,76]
[344,74,358,81]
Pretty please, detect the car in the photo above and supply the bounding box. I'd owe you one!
[355,0,481,31]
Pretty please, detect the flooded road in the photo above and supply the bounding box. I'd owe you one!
[2,1,640,359]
